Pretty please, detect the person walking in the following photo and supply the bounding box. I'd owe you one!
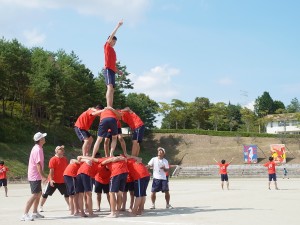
[147,147,173,209]
[21,132,47,221]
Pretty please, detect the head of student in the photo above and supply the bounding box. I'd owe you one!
[107,35,117,47]
[221,159,226,164]
[0,160,4,165]
[269,156,274,162]
[33,132,47,145]
[157,147,166,157]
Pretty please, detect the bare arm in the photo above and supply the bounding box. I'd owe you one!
[213,158,218,163]
[91,109,105,116]
[228,157,234,164]
[107,20,123,44]
[36,162,47,182]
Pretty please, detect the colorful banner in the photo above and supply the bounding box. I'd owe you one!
[243,145,258,163]
[270,144,286,163]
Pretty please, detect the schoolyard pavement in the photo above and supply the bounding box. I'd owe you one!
[1,178,300,225]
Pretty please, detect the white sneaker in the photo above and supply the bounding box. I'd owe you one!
[150,204,155,209]
[20,214,34,221]
[39,206,44,212]
[32,212,45,219]
[166,204,173,209]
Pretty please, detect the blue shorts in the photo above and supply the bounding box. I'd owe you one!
[269,173,277,181]
[221,174,229,181]
[98,118,118,137]
[104,68,116,87]
[64,175,76,196]
[94,181,109,194]
[109,173,128,193]
[132,125,145,143]
[134,176,150,197]
[151,178,169,193]
[124,181,134,192]
[74,127,91,142]
[29,180,42,194]
[0,179,7,187]
[76,173,93,193]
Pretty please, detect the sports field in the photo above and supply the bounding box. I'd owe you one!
[2,178,300,225]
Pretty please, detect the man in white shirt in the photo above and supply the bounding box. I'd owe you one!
[147,147,173,209]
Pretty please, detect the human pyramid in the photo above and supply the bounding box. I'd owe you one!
[20,20,172,221]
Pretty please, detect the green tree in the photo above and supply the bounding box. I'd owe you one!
[190,97,210,129]
[287,98,300,113]
[254,91,274,117]
[207,102,227,131]
[240,107,256,132]
[125,93,159,129]
[273,100,285,113]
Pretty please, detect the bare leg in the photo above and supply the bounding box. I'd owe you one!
[33,192,42,213]
[64,196,70,209]
[116,191,123,211]
[226,181,229,190]
[165,191,170,205]
[109,136,117,157]
[221,181,224,190]
[69,196,75,215]
[4,186,8,197]
[92,136,103,158]
[106,84,114,108]
[118,135,127,155]
[24,193,40,214]
[104,138,110,158]
[131,140,139,156]
[121,191,127,211]
[151,192,156,205]
[108,192,117,217]
[96,193,101,211]
[82,136,93,156]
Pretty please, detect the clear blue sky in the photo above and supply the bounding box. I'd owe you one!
[1,0,299,110]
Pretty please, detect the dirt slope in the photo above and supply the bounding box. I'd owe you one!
[142,133,300,166]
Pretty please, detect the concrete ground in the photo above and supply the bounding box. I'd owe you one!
[1,178,300,225]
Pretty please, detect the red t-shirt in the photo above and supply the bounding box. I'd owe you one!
[63,163,80,177]
[105,157,128,178]
[0,165,9,179]
[104,42,117,72]
[48,156,68,183]
[75,108,97,130]
[121,111,144,129]
[127,158,150,180]
[95,158,111,184]
[100,109,118,121]
[217,163,229,175]
[264,161,276,174]
[77,161,95,177]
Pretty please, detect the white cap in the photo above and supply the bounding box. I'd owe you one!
[157,147,166,154]
[33,132,47,141]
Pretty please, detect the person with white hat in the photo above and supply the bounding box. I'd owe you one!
[147,147,173,209]
[21,132,47,221]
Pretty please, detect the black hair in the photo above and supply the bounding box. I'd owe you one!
[221,159,226,164]
[269,156,274,161]
[0,160,4,165]
[95,152,101,158]
[107,35,117,40]
[95,104,104,110]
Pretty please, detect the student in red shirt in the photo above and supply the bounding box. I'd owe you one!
[39,146,69,212]
[76,156,99,217]
[91,107,121,157]
[101,155,128,218]
[94,158,111,212]
[213,157,234,190]
[263,156,279,190]
[63,159,81,216]
[127,157,150,216]
[74,104,104,156]
[104,20,123,108]
[0,160,9,197]
[120,107,145,156]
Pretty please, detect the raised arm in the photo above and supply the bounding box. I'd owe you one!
[213,158,218,163]
[228,157,234,164]
[107,20,123,44]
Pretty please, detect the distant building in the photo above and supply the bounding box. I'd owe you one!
[265,113,300,134]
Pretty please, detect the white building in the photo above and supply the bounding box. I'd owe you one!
[265,113,300,134]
